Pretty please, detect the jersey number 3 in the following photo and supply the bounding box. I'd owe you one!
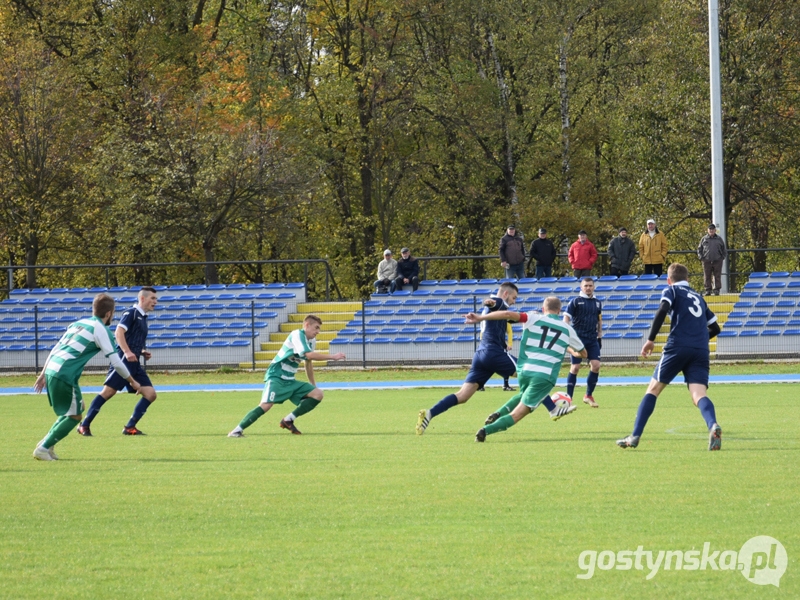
[686,291,703,318]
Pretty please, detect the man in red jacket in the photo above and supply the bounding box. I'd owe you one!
[568,230,598,277]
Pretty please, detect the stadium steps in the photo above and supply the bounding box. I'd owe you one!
[240,302,357,368]
[643,293,738,360]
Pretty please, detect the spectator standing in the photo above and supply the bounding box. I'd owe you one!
[528,228,557,279]
[639,219,669,276]
[394,248,420,292]
[607,227,637,276]
[374,249,397,294]
[499,225,526,280]
[567,230,598,277]
[697,223,727,296]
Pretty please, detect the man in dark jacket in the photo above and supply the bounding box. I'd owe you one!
[394,248,420,292]
[697,224,727,295]
[607,227,637,276]
[528,228,557,279]
[499,225,526,280]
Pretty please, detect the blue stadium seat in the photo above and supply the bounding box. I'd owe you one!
[749,272,768,278]
[771,310,791,318]
[413,336,434,343]
[760,292,780,299]
[739,291,759,299]
[723,321,742,328]
[717,330,737,338]
[418,280,438,287]
[750,310,769,318]
[150,342,169,349]
[739,330,759,337]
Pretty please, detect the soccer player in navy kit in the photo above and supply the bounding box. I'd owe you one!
[617,263,722,450]
[78,287,159,436]
[564,278,603,407]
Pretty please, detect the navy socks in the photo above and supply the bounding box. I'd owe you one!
[82,395,108,427]
[696,397,718,430]
[126,398,151,428]
[632,393,657,437]
[430,394,459,417]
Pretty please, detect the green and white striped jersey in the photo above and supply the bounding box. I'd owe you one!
[518,313,584,383]
[265,328,315,381]
[44,317,119,385]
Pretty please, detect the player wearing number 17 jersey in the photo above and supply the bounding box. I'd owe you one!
[617,263,722,451]
[467,296,587,442]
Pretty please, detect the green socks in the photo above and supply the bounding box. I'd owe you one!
[484,414,516,436]
[42,416,79,449]
[498,394,522,417]
[290,397,321,419]
[239,406,266,430]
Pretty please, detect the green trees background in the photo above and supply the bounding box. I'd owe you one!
[1,0,798,297]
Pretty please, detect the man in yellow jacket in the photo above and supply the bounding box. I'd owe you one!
[639,219,669,276]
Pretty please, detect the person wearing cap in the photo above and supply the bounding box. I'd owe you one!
[697,223,727,295]
[499,225,526,280]
[607,227,637,276]
[374,249,398,294]
[393,248,420,292]
[639,219,669,276]
[528,227,557,279]
[567,230,598,277]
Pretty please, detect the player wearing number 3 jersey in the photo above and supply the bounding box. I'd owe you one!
[617,263,723,451]
[466,296,587,442]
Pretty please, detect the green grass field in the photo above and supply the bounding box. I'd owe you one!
[1,382,797,598]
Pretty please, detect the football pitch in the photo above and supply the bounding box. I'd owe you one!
[1,383,797,598]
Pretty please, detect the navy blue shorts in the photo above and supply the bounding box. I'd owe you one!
[571,338,601,364]
[104,358,152,392]
[653,346,710,387]
[465,349,517,386]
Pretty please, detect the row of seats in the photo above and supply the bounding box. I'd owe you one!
[1,330,259,343]
[718,329,800,337]
[330,331,645,346]
[0,339,252,352]
[9,283,304,295]
[743,281,800,290]
[0,312,278,325]
[374,285,666,297]
[2,293,295,306]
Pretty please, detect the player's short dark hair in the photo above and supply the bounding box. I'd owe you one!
[93,293,116,317]
[499,282,519,294]
[304,314,323,326]
[543,296,562,313]
[668,263,689,283]
[139,286,157,296]
[582,277,594,284]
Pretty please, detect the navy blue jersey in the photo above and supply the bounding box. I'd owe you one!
[661,281,717,350]
[478,296,510,352]
[116,305,149,357]
[565,295,602,341]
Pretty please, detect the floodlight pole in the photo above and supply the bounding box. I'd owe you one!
[708,0,728,292]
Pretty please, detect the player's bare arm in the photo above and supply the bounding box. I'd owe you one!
[465,310,521,323]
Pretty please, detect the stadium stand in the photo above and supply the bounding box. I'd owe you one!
[4,272,800,368]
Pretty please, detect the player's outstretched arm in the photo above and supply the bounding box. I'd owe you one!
[465,310,521,323]
[305,351,346,361]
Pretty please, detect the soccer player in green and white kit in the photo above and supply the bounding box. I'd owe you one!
[228,315,346,437]
[32,294,142,460]
[466,296,587,442]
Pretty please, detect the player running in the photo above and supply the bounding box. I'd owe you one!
[468,296,586,442]
[617,263,722,450]
[32,294,142,460]
[228,315,346,437]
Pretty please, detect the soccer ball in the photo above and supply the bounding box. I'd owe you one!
[551,391,572,406]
